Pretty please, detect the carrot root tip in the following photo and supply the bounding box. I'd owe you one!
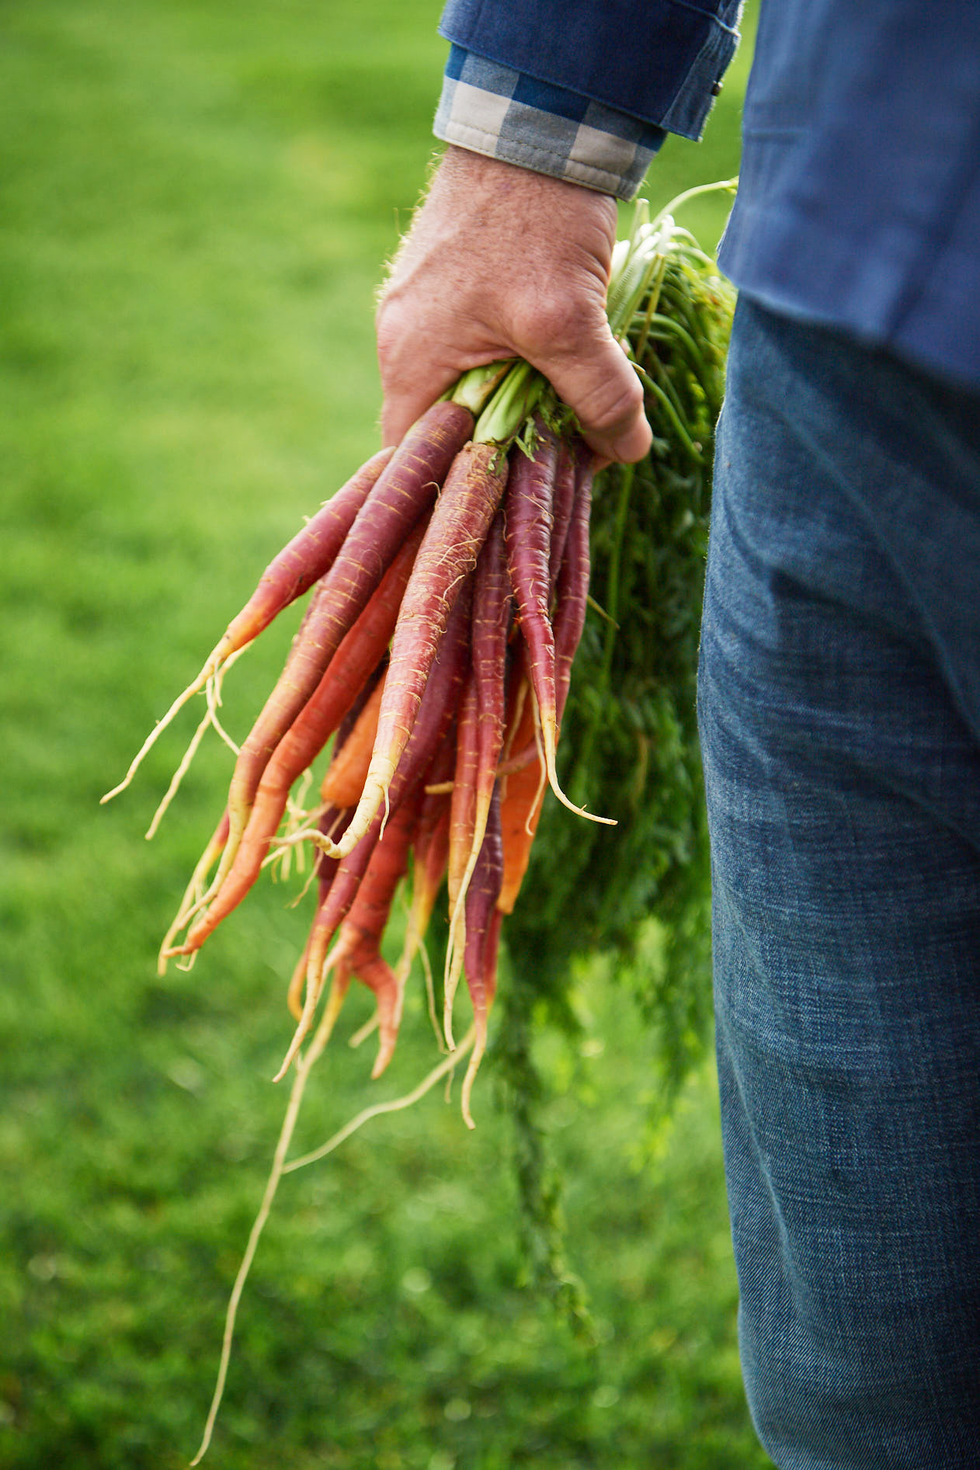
[460,1024,487,1131]
[538,708,616,827]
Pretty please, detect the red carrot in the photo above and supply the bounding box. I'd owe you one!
[496,446,595,783]
[493,448,599,919]
[323,786,421,1077]
[163,526,424,959]
[443,668,480,1044]
[396,729,456,1002]
[224,401,474,871]
[460,784,503,1127]
[506,418,558,630]
[216,446,396,666]
[101,446,395,805]
[471,513,512,799]
[503,420,560,783]
[320,672,386,810]
[505,421,606,825]
[286,805,346,1020]
[444,513,511,1037]
[328,440,508,862]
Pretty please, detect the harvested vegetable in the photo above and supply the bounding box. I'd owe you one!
[104,186,736,1462]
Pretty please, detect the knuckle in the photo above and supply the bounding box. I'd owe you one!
[374,303,406,375]
[576,367,645,436]
[514,292,585,355]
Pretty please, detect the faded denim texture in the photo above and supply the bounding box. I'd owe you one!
[698,297,980,1467]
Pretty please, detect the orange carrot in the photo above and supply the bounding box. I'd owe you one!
[496,688,547,917]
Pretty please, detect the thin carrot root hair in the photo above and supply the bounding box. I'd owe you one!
[275,956,350,1083]
[460,1020,488,1132]
[205,659,242,759]
[442,803,490,1045]
[348,1012,379,1049]
[138,646,248,841]
[188,1006,476,1465]
[187,1007,328,1468]
[267,775,318,885]
[532,691,616,827]
[100,643,241,808]
[286,939,312,1021]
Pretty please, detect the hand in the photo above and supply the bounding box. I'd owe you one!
[376,147,651,465]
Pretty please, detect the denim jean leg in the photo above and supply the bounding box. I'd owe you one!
[698,297,980,1468]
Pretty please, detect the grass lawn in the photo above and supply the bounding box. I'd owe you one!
[0,2,771,1465]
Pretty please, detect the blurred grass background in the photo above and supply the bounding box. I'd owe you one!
[0,2,770,1466]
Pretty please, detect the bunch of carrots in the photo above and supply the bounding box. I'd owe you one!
[106,354,612,1124]
[105,189,736,1129]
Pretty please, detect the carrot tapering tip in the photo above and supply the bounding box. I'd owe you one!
[537,703,616,828]
[460,1021,488,1131]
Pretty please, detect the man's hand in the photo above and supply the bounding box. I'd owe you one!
[376,147,651,465]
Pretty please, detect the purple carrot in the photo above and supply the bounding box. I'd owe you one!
[547,437,579,601]
[553,450,594,727]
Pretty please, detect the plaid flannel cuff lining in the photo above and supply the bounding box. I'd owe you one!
[434,46,664,201]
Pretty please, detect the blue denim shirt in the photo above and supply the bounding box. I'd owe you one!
[439,0,741,140]
[437,0,980,391]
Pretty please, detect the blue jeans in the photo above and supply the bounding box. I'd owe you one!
[698,297,980,1468]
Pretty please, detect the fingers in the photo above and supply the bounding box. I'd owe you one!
[524,320,652,466]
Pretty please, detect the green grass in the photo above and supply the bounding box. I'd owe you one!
[0,2,769,1465]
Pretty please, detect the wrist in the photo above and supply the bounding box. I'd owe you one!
[434,44,664,202]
